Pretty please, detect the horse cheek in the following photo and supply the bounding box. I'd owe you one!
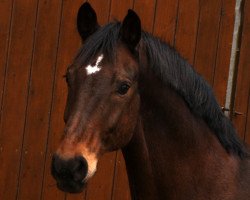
[117,94,140,148]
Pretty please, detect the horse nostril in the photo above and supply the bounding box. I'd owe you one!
[51,154,64,178]
[71,156,88,182]
[51,154,88,183]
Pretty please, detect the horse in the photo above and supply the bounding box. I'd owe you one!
[51,2,250,199]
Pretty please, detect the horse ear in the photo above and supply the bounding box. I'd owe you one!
[120,9,141,50]
[77,2,99,42]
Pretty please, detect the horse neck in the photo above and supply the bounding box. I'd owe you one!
[122,68,240,199]
[122,118,158,199]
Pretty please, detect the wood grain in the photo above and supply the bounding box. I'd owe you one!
[41,1,83,199]
[0,0,13,123]
[232,0,250,140]
[153,0,179,45]
[212,0,236,106]
[0,1,249,199]
[245,97,250,144]
[16,0,62,199]
[0,0,39,199]
[133,0,156,33]
[85,153,116,200]
[193,0,221,85]
[112,151,131,200]
[109,0,134,21]
[174,0,199,64]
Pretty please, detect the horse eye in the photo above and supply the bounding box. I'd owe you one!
[117,82,130,95]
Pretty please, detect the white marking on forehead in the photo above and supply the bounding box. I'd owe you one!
[85,54,104,75]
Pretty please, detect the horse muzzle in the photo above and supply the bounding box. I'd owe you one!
[51,154,88,193]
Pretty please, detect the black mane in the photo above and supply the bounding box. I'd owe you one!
[74,22,247,158]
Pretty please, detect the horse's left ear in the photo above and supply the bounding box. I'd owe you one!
[120,9,141,50]
[77,2,99,42]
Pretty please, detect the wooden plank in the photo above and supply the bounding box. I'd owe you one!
[133,0,157,32]
[212,0,236,106]
[112,151,131,200]
[88,0,111,25]
[41,1,84,199]
[16,0,62,199]
[0,0,39,199]
[85,153,117,200]
[193,0,222,85]
[232,0,250,139]
[109,0,134,21]
[66,192,86,200]
[153,0,179,45]
[174,0,199,64]
[0,0,13,122]
[245,96,250,145]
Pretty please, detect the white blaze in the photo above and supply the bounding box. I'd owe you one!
[85,54,104,75]
[79,146,99,182]
[85,158,98,180]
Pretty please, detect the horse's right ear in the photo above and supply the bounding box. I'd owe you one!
[120,9,141,51]
[77,2,99,42]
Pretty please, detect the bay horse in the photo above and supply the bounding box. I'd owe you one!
[51,2,250,199]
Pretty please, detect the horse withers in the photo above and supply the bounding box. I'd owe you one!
[51,2,250,199]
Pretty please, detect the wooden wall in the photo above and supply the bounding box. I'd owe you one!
[0,0,249,199]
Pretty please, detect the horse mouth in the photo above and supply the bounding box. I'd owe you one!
[56,180,86,193]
